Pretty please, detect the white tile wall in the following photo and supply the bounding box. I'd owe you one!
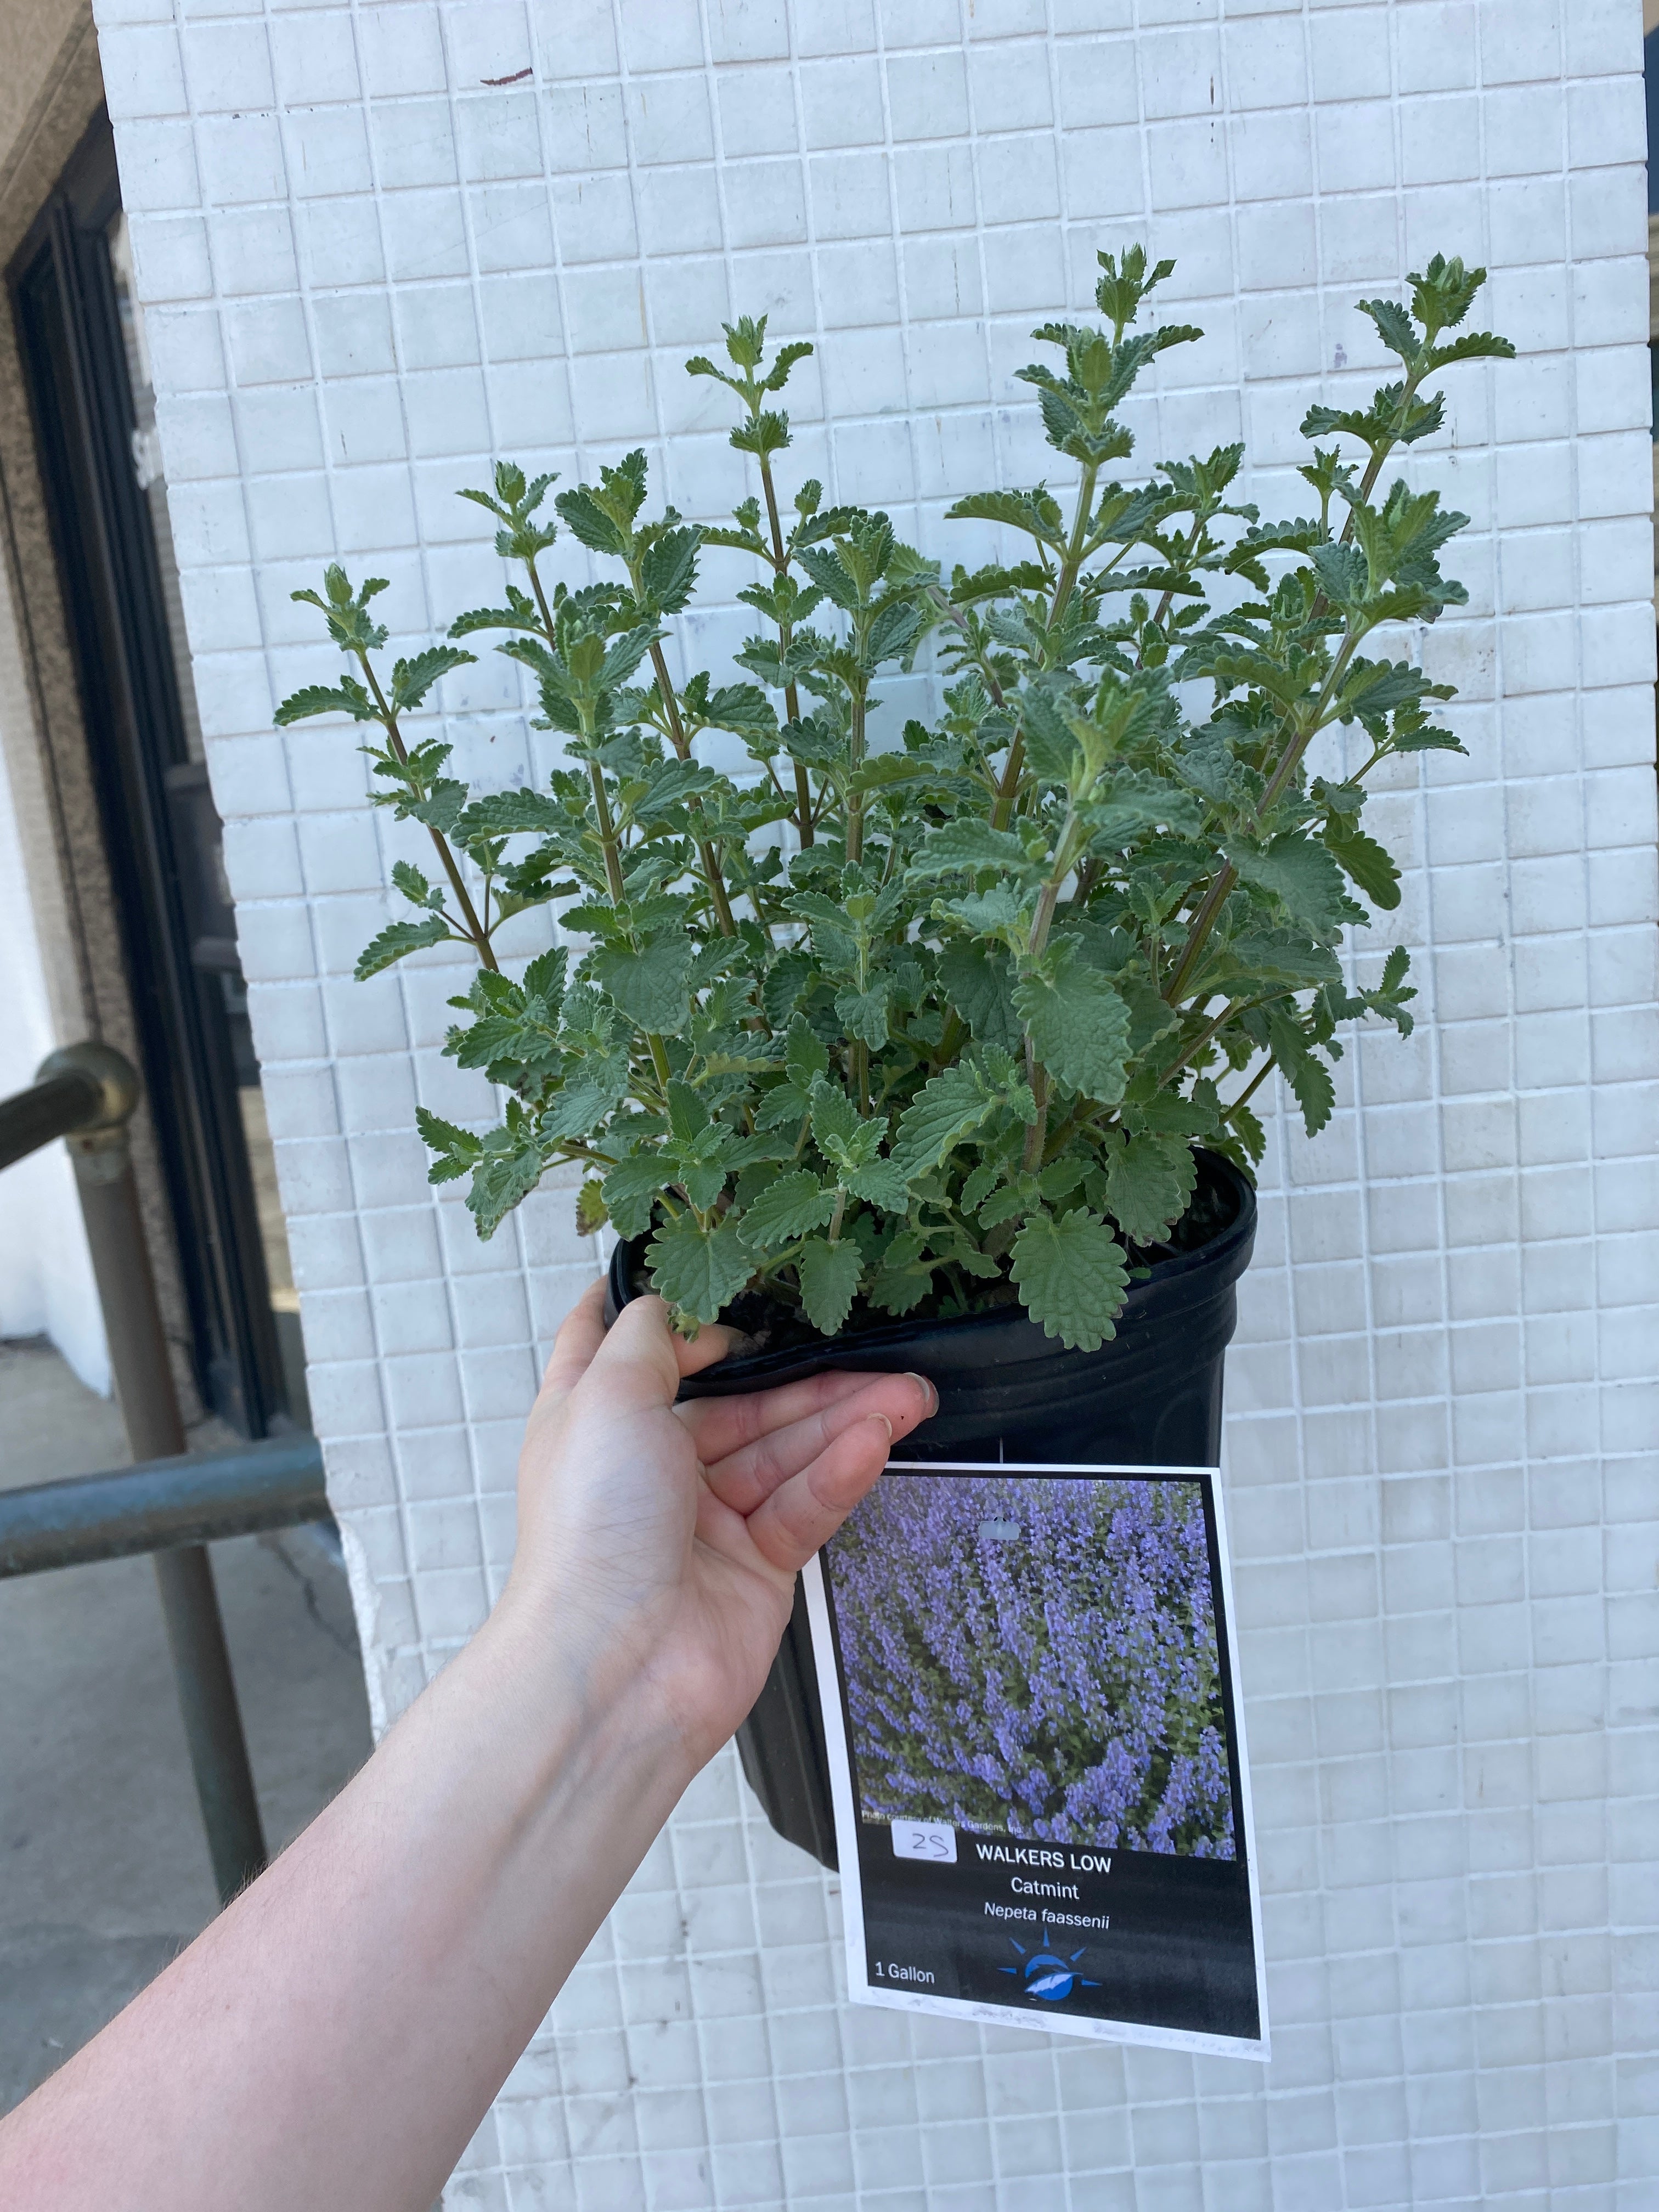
[97,0,1658,2203]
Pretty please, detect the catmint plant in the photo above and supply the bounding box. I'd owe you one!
[279,249,1511,1352]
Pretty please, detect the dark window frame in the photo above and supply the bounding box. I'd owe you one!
[9,107,286,1435]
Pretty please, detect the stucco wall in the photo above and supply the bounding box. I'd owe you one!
[100,0,1659,2203]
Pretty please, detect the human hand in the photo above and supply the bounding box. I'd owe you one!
[499,1283,935,1769]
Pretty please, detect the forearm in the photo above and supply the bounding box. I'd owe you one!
[0,1600,694,2212]
[0,1290,933,2210]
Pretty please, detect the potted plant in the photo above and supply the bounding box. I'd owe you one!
[280,249,1509,1860]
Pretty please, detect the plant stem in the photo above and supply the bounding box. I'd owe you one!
[1021,1060,1049,1173]
[1048,463,1098,631]
[925,585,1009,712]
[360,658,498,970]
[1019,808,1079,1171]
[646,641,738,939]
[1134,513,1206,669]
[826,1188,847,1243]
[1223,1055,1273,1121]
[758,452,814,849]
[1156,997,1252,1090]
[988,469,1099,842]
[1163,618,1368,1007]
[585,759,628,906]
[989,731,1025,833]
[845,674,868,866]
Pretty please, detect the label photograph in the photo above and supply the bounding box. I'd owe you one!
[805,1462,1268,2057]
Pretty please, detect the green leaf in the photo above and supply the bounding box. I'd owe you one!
[892,1062,1012,1177]
[1263,1005,1336,1136]
[1226,833,1353,937]
[602,1154,668,1239]
[1101,1133,1197,1245]
[354,914,450,979]
[786,1013,830,1085]
[1224,1105,1266,1170]
[415,1106,481,1186]
[1017,686,1083,786]
[575,1181,608,1235]
[665,1077,708,1146]
[935,887,1028,943]
[646,1211,755,1327]
[403,780,467,837]
[391,644,476,712]
[868,1240,934,1317]
[786,890,859,969]
[599,623,662,691]
[978,1181,1036,1232]
[763,951,815,1030]
[453,788,564,839]
[797,1237,863,1336]
[1390,721,1464,755]
[522,946,568,1005]
[589,936,695,1035]
[1324,821,1402,911]
[448,585,544,637]
[639,524,700,614]
[274,681,375,727]
[391,860,436,907]
[834,979,892,1049]
[540,1057,630,1142]
[839,1156,909,1214]
[1358,295,1420,363]
[699,682,778,744]
[1008,1210,1128,1352]
[739,1171,838,1250]
[938,941,1023,1053]
[1013,945,1132,1104]
[466,1138,546,1239]
[1282,1046,1335,1136]
[809,1077,861,1155]
[945,487,1066,549]
[555,484,629,557]
[908,820,1037,882]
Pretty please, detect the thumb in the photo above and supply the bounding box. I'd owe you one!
[578,1293,735,1415]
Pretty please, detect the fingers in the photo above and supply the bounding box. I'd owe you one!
[678,1365,924,1466]
[702,1372,935,1515]
[743,1415,896,1576]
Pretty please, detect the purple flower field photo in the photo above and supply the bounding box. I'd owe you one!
[825,1475,1235,1858]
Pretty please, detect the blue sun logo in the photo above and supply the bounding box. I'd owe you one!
[1001,1923,1101,2004]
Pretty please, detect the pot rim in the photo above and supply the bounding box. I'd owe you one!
[606,1147,1257,1393]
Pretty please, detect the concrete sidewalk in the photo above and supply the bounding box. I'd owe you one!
[0,1337,374,2115]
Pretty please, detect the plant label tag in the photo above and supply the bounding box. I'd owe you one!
[891,1819,957,1864]
[804,1460,1269,2058]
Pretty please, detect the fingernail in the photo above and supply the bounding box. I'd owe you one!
[872,1414,894,1439]
[904,1371,938,1414]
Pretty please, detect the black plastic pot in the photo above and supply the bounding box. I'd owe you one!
[604,1147,1256,1869]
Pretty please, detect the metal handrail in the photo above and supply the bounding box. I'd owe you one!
[0,1065,106,1171]
[0,1435,327,1578]
[0,1041,300,1902]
